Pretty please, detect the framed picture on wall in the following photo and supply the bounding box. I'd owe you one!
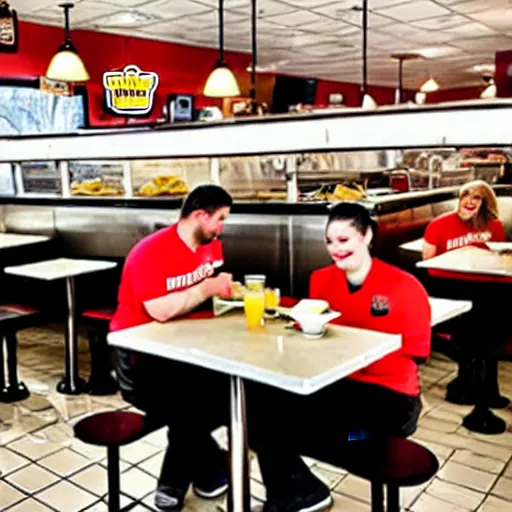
[0,1,19,53]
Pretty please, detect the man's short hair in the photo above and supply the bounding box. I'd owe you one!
[180,184,233,219]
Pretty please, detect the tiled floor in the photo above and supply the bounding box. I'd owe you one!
[1,325,512,511]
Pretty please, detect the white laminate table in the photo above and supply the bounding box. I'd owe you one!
[417,246,512,277]
[5,258,117,395]
[109,314,401,511]
[107,296,471,512]
[0,233,50,250]
[400,238,512,255]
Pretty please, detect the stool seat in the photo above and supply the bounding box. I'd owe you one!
[82,307,115,322]
[74,411,148,447]
[339,437,439,487]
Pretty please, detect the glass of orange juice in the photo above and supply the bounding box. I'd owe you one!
[264,287,280,317]
[244,275,265,329]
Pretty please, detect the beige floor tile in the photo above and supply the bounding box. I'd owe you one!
[121,441,161,465]
[34,422,74,444]
[311,466,345,490]
[438,461,497,493]
[0,447,29,476]
[314,461,347,476]
[504,461,512,478]
[419,417,460,433]
[22,395,54,413]
[411,493,471,512]
[334,475,370,504]
[425,407,465,425]
[3,498,54,512]
[138,451,165,478]
[142,427,168,449]
[457,428,512,450]
[70,438,106,462]
[451,450,506,475]
[400,482,430,509]
[412,439,454,461]
[250,456,263,483]
[38,447,92,477]
[7,438,64,461]
[426,478,485,510]
[478,494,512,511]
[69,464,108,497]
[0,480,26,510]
[0,403,15,423]
[5,463,60,494]
[250,479,267,501]
[413,428,511,461]
[331,492,370,511]
[490,475,512,502]
[36,481,97,512]
[121,466,157,499]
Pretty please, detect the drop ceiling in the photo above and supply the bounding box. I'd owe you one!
[15,0,512,90]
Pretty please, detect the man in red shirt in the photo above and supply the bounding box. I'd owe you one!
[247,202,431,512]
[110,185,234,511]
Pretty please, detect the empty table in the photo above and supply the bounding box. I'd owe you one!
[0,233,50,250]
[5,258,117,395]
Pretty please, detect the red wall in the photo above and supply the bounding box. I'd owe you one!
[495,50,512,97]
[2,21,256,126]
[3,21,494,128]
[426,86,485,103]
[314,78,397,107]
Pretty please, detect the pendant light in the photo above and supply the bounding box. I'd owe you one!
[46,3,89,83]
[249,0,257,108]
[480,76,497,99]
[420,77,439,93]
[203,0,240,98]
[360,0,376,109]
[391,52,422,104]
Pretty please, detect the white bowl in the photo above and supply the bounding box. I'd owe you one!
[288,310,341,336]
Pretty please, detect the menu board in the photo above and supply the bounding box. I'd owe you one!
[21,161,61,194]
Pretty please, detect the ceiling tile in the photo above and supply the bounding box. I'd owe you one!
[451,0,505,14]
[452,35,512,51]
[32,1,117,25]
[375,1,451,22]
[467,9,512,31]
[412,14,468,30]
[142,0,212,18]
[444,21,497,37]
[264,10,327,27]
[194,0,249,8]
[314,4,395,28]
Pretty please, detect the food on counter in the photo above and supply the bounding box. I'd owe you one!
[138,175,189,197]
[302,183,367,202]
[71,178,123,196]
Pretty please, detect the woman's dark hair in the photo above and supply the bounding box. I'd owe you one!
[181,184,233,219]
[327,202,378,248]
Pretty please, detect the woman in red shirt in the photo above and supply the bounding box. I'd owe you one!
[422,181,509,411]
[423,180,505,260]
[247,203,431,512]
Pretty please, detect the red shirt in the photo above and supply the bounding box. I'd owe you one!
[424,211,508,282]
[110,224,223,332]
[310,259,431,397]
[424,211,505,255]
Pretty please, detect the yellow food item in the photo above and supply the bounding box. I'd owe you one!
[71,178,123,196]
[138,175,189,197]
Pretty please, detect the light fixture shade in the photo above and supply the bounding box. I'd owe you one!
[46,48,90,82]
[480,82,497,99]
[420,78,439,93]
[362,93,377,110]
[203,64,240,98]
[415,92,427,105]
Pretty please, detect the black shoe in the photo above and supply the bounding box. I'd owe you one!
[263,479,332,512]
[192,448,229,499]
[155,484,189,511]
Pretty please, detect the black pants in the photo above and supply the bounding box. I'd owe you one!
[121,354,229,485]
[246,379,421,499]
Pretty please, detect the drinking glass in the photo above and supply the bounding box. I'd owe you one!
[244,275,265,329]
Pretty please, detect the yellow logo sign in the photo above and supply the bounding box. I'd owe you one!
[103,65,159,115]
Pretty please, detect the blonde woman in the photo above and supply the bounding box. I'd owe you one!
[423,180,505,260]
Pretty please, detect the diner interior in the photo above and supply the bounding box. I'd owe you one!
[2,1,512,512]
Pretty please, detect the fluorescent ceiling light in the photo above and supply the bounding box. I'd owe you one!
[471,63,495,74]
[96,10,159,26]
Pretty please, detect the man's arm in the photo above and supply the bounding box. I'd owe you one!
[144,273,232,322]
[422,241,437,260]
